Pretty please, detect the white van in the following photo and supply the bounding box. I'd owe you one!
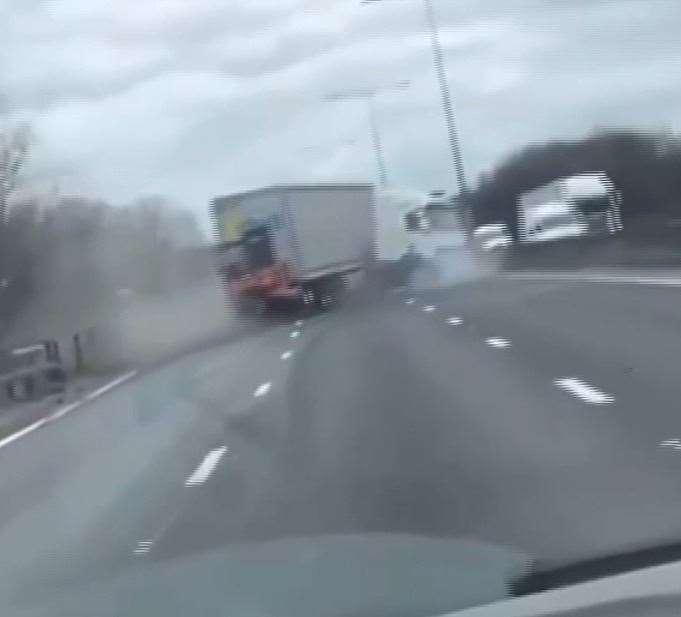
[517,172,622,244]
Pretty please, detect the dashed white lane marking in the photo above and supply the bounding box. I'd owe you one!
[133,539,154,555]
[280,351,293,360]
[405,298,415,305]
[660,439,681,451]
[554,377,615,405]
[295,320,303,327]
[485,337,511,348]
[290,330,300,339]
[446,316,463,325]
[253,381,272,398]
[0,370,137,451]
[423,305,437,312]
[185,446,229,487]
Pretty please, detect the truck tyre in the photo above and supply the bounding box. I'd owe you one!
[318,288,333,310]
[301,284,317,315]
[316,275,346,310]
[329,275,347,305]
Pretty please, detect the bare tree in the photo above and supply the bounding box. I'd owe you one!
[0,124,31,224]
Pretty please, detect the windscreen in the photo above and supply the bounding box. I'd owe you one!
[3,1,681,616]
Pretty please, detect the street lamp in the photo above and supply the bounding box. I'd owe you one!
[361,0,469,199]
[324,81,410,189]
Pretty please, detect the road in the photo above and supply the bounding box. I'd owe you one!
[4,273,681,614]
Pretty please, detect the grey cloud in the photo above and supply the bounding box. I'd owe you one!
[3,0,681,224]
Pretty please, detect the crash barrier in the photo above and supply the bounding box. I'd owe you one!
[0,340,68,405]
[2,363,67,404]
[0,280,234,406]
[0,329,107,406]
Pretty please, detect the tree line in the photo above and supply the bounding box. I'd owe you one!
[470,128,681,235]
[0,125,207,342]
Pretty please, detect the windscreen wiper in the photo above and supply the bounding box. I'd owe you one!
[512,541,681,596]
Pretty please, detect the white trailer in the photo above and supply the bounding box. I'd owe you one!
[517,172,622,244]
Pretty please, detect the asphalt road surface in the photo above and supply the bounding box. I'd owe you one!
[4,273,681,614]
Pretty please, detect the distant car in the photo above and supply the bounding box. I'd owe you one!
[473,222,513,251]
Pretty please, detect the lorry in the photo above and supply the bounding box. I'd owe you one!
[402,191,468,259]
[211,184,373,314]
[516,172,622,244]
[372,189,424,264]
[374,189,470,262]
[402,191,477,286]
[373,189,475,288]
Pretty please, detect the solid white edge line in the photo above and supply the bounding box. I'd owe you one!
[84,370,137,401]
[185,446,229,486]
[0,418,49,450]
[0,370,137,451]
[48,401,83,421]
[507,273,681,287]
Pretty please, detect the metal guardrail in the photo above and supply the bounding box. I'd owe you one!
[3,363,66,403]
[0,338,70,405]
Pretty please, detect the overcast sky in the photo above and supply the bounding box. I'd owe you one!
[3,0,681,229]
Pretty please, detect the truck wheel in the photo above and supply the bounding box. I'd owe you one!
[302,286,316,306]
[316,276,345,310]
[319,293,333,310]
[329,275,347,305]
[301,285,317,315]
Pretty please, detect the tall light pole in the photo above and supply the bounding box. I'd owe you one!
[422,0,467,196]
[324,81,409,189]
[366,98,389,188]
[362,0,469,199]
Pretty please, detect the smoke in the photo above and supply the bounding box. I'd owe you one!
[408,248,489,290]
[91,276,233,370]
[0,196,234,373]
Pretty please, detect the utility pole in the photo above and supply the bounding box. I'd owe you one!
[423,0,467,196]
[367,98,389,188]
[361,0,472,230]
